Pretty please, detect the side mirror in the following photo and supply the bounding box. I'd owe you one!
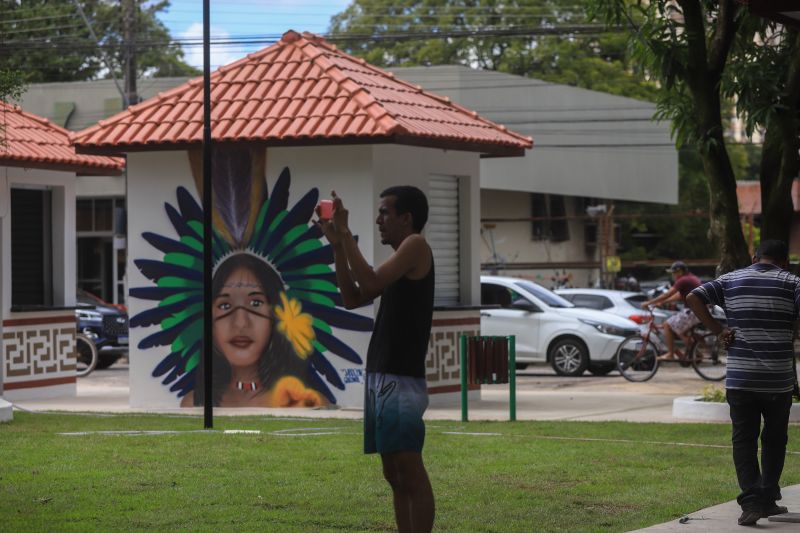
[511,299,538,313]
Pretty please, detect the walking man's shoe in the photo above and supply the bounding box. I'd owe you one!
[762,503,788,518]
[738,509,762,526]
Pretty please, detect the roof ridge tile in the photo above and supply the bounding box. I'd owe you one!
[72,30,531,153]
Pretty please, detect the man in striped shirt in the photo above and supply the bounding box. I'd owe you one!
[686,239,798,526]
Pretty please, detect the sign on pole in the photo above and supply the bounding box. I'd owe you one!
[605,255,621,273]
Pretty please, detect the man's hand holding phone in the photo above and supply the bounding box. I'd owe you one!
[316,191,349,244]
[318,199,334,220]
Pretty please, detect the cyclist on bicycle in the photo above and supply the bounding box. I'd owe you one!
[641,260,701,361]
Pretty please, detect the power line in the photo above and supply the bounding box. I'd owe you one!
[0,14,74,25]
[0,24,623,51]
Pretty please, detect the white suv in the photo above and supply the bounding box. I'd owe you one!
[481,276,640,376]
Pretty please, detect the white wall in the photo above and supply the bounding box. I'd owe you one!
[126,144,482,408]
[126,151,195,407]
[1,165,77,399]
[372,144,482,306]
[127,146,379,408]
[1,166,76,313]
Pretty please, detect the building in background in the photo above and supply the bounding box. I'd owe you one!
[71,31,530,408]
[21,64,676,292]
[0,102,123,401]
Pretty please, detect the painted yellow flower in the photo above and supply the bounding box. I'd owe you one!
[274,292,315,359]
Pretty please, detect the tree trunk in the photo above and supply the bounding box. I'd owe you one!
[701,133,751,274]
[759,31,800,248]
[680,0,750,275]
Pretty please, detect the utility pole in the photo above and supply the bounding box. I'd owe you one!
[123,0,139,107]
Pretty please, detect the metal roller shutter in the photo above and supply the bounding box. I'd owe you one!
[427,175,460,305]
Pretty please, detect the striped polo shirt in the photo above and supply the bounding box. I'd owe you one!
[691,262,800,393]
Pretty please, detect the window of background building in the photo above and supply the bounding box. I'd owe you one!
[11,188,53,306]
[531,193,569,242]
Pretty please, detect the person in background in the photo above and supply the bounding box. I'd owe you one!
[641,261,701,360]
[687,239,796,526]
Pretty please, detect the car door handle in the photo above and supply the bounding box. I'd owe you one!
[480,312,492,317]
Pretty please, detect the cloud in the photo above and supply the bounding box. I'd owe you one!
[180,23,243,70]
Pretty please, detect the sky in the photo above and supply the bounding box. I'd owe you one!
[156,0,352,70]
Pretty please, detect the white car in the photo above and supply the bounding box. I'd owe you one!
[481,276,640,377]
[554,288,671,329]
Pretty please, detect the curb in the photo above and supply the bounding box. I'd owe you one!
[672,395,800,422]
[0,397,12,423]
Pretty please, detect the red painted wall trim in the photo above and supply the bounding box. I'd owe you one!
[431,317,480,327]
[4,376,76,390]
[3,315,75,327]
[428,383,480,394]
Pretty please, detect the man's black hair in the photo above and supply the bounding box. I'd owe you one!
[380,185,429,232]
[755,239,789,262]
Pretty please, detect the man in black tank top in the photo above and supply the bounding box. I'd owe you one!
[317,185,435,533]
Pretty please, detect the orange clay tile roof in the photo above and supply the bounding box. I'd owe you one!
[0,101,123,175]
[73,30,532,157]
[737,180,800,215]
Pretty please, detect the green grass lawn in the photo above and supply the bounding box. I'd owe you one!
[2,413,800,532]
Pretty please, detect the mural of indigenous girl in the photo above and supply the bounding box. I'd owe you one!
[129,147,373,407]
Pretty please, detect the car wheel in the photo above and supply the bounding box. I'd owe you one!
[587,363,614,376]
[95,353,122,370]
[549,338,589,377]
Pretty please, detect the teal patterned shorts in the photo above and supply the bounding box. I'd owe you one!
[364,372,429,455]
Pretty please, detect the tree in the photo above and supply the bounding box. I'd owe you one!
[329,0,658,101]
[0,0,198,83]
[0,69,25,148]
[0,69,24,102]
[593,2,800,270]
[726,25,800,246]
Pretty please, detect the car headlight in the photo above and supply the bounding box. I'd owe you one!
[76,309,103,322]
[578,318,630,337]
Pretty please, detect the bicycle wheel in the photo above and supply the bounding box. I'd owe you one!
[75,333,98,377]
[691,333,727,381]
[616,335,659,382]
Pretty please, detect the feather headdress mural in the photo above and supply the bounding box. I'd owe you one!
[130,147,373,406]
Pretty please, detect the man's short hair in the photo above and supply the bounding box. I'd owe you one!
[380,185,429,233]
[755,239,789,262]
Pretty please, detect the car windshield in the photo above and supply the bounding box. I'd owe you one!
[513,280,574,308]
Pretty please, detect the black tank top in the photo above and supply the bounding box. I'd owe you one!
[366,255,435,377]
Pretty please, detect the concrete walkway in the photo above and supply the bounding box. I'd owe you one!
[633,485,800,531]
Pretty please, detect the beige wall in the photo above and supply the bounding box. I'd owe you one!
[480,188,600,287]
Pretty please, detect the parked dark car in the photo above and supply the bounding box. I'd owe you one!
[75,289,129,369]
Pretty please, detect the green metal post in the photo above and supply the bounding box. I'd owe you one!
[460,334,468,422]
[509,335,516,421]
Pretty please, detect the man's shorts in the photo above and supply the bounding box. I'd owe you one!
[666,307,701,335]
[364,372,429,455]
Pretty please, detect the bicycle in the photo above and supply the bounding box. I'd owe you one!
[75,332,98,378]
[615,307,727,382]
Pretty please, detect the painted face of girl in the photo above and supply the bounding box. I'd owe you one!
[213,265,273,367]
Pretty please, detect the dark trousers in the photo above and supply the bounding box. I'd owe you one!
[726,389,793,510]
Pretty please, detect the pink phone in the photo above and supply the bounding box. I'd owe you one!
[318,199,334,220]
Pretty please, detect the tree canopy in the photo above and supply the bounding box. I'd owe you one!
[0,0,198,83]
[329,0,658,101]
[591,1,800,272]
